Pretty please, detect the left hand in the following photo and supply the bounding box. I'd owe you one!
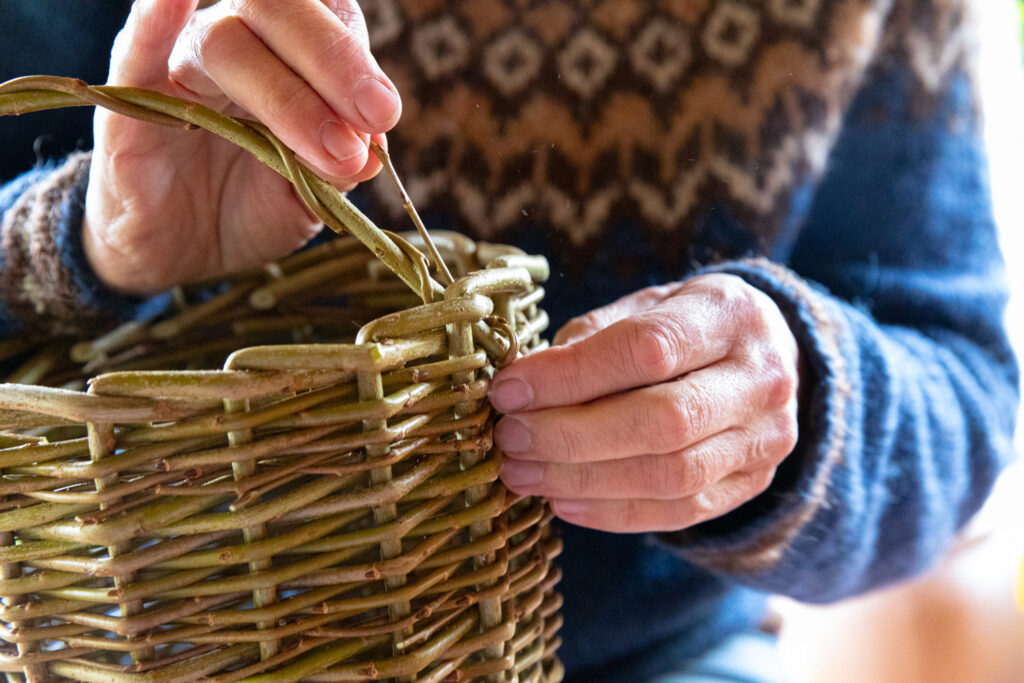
[492,274,801,533]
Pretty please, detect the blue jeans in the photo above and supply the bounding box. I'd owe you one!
[646,631,786,683]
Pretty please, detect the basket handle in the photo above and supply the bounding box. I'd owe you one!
[0,75,445,303]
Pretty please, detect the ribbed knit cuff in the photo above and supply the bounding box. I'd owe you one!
[658,258,853,574]
[0,153,169,338]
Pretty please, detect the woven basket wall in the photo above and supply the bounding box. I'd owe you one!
[0,76,563,683]
[0,231,562,683]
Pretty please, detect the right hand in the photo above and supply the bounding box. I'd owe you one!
[84,0,401,294]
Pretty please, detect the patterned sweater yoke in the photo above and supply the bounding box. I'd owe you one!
[359,0,976,264]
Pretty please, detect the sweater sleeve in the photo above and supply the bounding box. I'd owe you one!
[659,20,1020,601]
[0,153,169,339]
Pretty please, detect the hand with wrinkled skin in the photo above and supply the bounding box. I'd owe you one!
[492,274,801,534]
[84,0,400,294]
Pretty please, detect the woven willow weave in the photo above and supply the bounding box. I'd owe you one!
[0,77,563,682]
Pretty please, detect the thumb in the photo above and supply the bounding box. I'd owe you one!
[108,0,199,87]
[553,282,685,346]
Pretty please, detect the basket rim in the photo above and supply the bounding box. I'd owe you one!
[0,257,548,421]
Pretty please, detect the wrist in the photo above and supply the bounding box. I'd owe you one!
[82,189,159,297]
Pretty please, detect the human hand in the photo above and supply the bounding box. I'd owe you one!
[83,0,400,294]
[492,274,800,533]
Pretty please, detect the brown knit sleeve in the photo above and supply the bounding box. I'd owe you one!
[0,152,136,337]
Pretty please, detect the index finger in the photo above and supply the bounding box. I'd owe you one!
[490,289,734,412]
[234,0,401,133]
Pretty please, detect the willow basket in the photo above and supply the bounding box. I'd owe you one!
[0,77,563,682]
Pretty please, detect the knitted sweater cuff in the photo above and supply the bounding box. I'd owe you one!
[658,258,852,575]
[0,153,169,338]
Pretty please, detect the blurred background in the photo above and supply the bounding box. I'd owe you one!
[774,2,1024,681]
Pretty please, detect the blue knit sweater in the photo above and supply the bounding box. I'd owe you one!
[1,2,1019,680]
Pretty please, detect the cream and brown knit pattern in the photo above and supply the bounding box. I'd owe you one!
[359,0,975,251]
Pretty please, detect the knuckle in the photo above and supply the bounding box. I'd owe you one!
[167,45,198,87]
[750,433,776,464]
[261,79,314,125]
[689,273,742,311]
[707,278,739,311]
[552,350,595,403]
[679,451,713,492]
[704,275,773,338]
[565,464,596,498]
[552,423,587,465]
[320,0,366,25]
[198,14,245,63]
[740,289,772,329]
[648,396,687,452]
[750,416,797,465]
[575,310,603,333]
[745,467,776,497]
[689,490,717,521]
[762,351,798,410]
[625,316,681,380]
[314,27,367,72]
[619,499,644,532]
[639,456,680,499]
[773,413,799,458]
[648,452,710,498]
[651,388,711,452]
[334,7,368,36]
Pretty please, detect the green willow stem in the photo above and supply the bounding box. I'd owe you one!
[0,75,444,302]
[370,141,455,286]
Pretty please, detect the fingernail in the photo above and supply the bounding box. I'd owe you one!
[553,500,588,517]
[320,120,367,164]
[494,418,532,455]
[489,378,533,412]
[354,77,401,130]
[501,458,542,488]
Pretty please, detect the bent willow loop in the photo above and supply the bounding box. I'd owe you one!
[0,76,562,682]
